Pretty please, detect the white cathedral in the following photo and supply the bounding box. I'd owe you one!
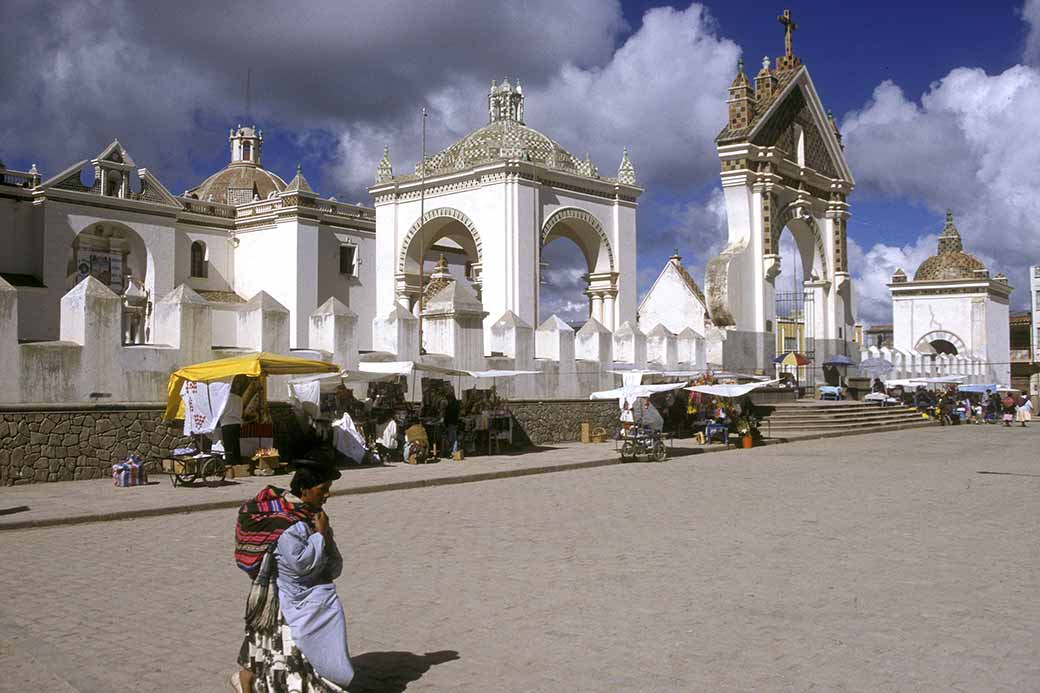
[0,16,1005,405]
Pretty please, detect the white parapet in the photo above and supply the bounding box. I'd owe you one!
[677,327,703,366]
[613,320,647,367]
[59,276,122,400]
[489,310,533,367]
[646,323,678,368]
[309,297,358,371]
[238,291,290,354]
[153,285,213,365]
[535,314,574,362]
[373,304,419,361]
[576,317,612,364]
[0,276,20,402]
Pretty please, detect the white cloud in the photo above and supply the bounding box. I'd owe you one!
[1024,0,1040,64]
[846,235,938,327]
[841,58,1040,322]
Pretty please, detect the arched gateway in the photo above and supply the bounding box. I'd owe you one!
[370,79,641,335]
[704,14,855,372]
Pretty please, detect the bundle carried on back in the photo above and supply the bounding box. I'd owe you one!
[235,486,314,634]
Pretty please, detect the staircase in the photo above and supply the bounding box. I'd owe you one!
[757,400,932,441]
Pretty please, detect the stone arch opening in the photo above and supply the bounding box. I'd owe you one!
[539,207,616,328]
[397,207,483,311]
[915,330,966,356]
[67,222,150,296]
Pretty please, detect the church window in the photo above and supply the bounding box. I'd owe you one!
[242,141,252,161]
[190,241,208,278]
[793,124,805,167]
[339,244,357,276]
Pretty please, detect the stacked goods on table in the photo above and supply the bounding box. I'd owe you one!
[252,447,283,476]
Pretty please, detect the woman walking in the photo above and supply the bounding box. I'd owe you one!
[1015,396,1033,427]
[232,463,354,692]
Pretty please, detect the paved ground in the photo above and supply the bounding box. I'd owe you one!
[0,437,743,530]
[1,423,1038,692]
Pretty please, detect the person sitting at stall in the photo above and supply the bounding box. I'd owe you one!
[1002,395,1016,427]
[403,419,430,463]
[375,413,399,462]
[871,378,886,394]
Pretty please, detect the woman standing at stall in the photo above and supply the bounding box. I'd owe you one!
[232,463,354,692]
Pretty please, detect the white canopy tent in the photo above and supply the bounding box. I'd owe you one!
[685,378,781,398]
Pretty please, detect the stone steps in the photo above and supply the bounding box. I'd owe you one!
[756,399,930,440]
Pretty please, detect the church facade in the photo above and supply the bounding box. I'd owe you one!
[0,127,377,350]
[888,212,1012,385]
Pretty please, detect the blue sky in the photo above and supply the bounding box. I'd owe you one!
[2,0,1038,327]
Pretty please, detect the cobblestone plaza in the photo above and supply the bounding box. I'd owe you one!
[1,425,1038,692]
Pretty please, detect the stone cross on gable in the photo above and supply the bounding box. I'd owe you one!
[778,9,797,57]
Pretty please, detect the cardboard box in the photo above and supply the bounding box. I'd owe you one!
[232,463,253,478]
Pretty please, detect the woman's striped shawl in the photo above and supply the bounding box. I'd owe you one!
[235,486,314,578]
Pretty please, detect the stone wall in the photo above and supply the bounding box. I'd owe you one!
[507,399,618,446]
[0,402,315,486]
[0,404,190,485]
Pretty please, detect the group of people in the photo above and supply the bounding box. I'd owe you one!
[875,380,1034,427]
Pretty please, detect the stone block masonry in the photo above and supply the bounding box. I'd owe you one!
[508,399,618,446]
[0,404,190,485]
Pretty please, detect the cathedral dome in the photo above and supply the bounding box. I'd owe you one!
[418,79,596,179]
[186,124,287,204]
[912,211,988,281]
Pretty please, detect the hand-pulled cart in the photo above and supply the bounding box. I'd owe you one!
[161,452,226,487]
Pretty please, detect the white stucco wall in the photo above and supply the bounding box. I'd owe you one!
[638,263,707,336]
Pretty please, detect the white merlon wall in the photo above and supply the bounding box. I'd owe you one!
[2,281,719,405]
[858,346,987,385]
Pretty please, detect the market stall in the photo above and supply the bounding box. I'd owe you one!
[162,352,339,484]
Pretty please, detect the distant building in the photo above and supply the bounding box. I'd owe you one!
[1009,310,1033,393]
[864,323,893,349]
[1032,265,1040,362]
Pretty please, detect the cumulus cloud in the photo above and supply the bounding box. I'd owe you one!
[0,0,627,190]
[842,51,1040,322]
[846,235,938,327]
[1024,0,1040,64]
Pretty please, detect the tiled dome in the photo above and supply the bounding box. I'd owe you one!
[187,165,286,205]
[421,119,587,177]
[912,211,987,281]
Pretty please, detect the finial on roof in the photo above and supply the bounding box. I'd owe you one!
[778,9,797,57]
[617,148,636,185]
[375,144,393,183]
[937,209,963,254]
[285,163,313,194]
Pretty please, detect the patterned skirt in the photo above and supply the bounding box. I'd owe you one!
[238,612,346,693]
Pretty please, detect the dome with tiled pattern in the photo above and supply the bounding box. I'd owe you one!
[912,211,987,281]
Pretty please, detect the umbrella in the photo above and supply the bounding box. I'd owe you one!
[858,357,894,377]
[823,354,854,366]
[773,351,810,366]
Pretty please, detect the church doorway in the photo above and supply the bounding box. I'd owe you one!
[539,208,616,329]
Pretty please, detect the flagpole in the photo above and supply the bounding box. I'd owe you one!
[417,107,428,356]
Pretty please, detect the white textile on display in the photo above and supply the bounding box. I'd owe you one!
[590,381,687,408]
[331,412,368,464]
[180,380,232,435]
[290,381,322,418]
[378,419,398,450]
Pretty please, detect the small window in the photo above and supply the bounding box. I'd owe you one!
[339,244,357,276]
[783,336,798,352]
[242,141,252,162]
[190,241,208,278]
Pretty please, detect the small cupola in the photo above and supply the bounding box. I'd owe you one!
[230,124,263,166]
[488,78,525,124]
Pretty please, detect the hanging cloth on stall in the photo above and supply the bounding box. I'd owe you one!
[180,379,232,436]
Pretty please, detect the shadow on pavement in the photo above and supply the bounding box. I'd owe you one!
[0,505,30,516]
[977,470,1040,478]
[348,649,460,692]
